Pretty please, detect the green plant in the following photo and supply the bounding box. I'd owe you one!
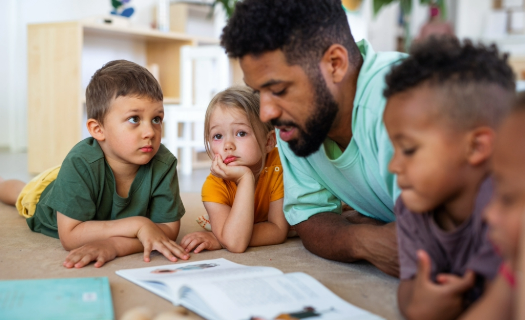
[212,0,239,19]
[373,0,446,18]
[373,0,447,52]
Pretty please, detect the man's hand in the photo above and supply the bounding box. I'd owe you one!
[136,221,189,262]
[211,154,253,185]
[294,212,399,277]
[405,250,475,320]
[180,231,223,253]
[63,239,118,268]
[364,222,399,276]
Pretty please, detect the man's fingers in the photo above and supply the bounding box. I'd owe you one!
[416,250,432,281]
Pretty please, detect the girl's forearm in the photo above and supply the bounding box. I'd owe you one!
[218,175,256,252]
[248,221,288,247]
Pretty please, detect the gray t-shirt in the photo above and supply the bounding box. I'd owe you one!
[397,178,501,300]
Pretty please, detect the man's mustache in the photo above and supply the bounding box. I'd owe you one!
[270,119,299,128]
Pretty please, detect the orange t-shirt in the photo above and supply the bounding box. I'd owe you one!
[201,147,284,223]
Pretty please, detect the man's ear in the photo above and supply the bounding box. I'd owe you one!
[87,118,105,142]
[466,127,495,166]
[265,130,277,153]
[319,44,349,85]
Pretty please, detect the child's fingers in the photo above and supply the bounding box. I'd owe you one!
[75,254,95,268]
[155,244,178,262]
[194,242,209,254]
[63,254,80,268]
[167,240,189,260]
[143,243,153,262]
[94,256,107,268]
[448,270,475,293]
[183,238,199,253]
[416,250,432,283]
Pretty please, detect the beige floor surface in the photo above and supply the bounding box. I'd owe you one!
[0,192,402,320]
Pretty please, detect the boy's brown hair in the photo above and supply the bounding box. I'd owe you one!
[86,60,163,124]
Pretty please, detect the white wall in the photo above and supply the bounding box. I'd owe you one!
[0,0,217,152]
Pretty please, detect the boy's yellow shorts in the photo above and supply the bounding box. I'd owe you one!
[16,165,60,218]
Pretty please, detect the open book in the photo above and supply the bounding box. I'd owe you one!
[116,258,383,320]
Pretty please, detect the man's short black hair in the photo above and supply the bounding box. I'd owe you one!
[221,0,362,70]
[384,36,516,129]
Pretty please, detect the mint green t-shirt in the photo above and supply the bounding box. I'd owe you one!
[26,138,185,239]
[278,40,405,226]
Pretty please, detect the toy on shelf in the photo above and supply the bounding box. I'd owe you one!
[111,0,135,18]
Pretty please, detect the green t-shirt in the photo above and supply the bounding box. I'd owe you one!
[26,138,185,239]
[278,39,406,226]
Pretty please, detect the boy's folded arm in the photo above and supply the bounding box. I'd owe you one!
[249,198,288,247]
[155,221,181,241]
[57,212,154,250]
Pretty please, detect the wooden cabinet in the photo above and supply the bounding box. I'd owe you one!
[27,21,214,174]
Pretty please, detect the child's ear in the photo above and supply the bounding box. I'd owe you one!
[264,130,276,153]
[467,127,495,166]
[87,119,105,142]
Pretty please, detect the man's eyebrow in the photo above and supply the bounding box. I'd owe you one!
[260,79,284,89]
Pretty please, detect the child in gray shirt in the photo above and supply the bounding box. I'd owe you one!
[383,37,515,320]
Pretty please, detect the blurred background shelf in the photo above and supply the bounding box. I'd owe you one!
[27,21,206,173]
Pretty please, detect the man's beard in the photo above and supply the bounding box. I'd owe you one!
[272,72,339,157]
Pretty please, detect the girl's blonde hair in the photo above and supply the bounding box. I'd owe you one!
[204,86,274,160]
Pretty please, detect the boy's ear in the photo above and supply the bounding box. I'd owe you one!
[265,130,276,153]
[466,127,495,166]
[87,119,105,142]
[320,44,349,85]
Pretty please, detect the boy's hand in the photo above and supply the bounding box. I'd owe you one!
[211,154,253,185]
[136,221,189,262]
[63,239,118,268]
[406,250,475,320]
[180,231,223,253]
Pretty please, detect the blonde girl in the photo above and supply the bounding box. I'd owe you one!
[180,86,290,253]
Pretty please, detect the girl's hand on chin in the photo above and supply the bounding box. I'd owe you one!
[211,154,254,184]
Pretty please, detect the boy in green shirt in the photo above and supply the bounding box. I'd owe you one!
[0,60,188,268]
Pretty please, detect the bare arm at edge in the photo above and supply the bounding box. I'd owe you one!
[294,212,399,277]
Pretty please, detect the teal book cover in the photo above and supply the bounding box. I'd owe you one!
[0,276,114,320]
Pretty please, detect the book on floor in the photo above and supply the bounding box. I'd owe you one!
[116,258,383,320]
[0,276,114,320]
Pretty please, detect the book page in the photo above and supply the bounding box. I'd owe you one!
[116,258,283,304]
[180,272,384,320]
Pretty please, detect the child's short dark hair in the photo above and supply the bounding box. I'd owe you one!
[86,60,163,124]
[384,36,516,130]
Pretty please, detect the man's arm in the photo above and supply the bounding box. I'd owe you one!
[294,212,399,277]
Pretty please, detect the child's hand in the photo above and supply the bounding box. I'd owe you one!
[63,239,118,268]
[180,231,223,253]
[406,250,475,320]
[136,221,189,262]
[211,154,253,184]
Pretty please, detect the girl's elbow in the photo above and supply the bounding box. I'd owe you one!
[222,240,248,253]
